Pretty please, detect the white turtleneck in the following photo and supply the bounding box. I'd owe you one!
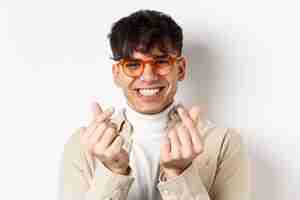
[125,102,176,200]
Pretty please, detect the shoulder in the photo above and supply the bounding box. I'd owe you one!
[200,119,244,145]
[218,127,248,159]
[64,127,84,151]
[204,124,249,169]
[200,120,248,159]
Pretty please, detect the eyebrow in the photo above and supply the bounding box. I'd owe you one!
[153,54,169,58]
[126,54,169,61]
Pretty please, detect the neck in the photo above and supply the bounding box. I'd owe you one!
[125,101,175,119]
[124,101,176,136]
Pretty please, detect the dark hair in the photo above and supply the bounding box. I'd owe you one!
[108,10,183,61]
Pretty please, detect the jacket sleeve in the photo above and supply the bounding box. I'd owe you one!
[157,128,250,200]
[59,128,134,200]
[157,161,212,200]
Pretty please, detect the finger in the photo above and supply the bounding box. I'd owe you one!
[105,135,124,158]
[189,105,202,123]
[165,120,177,133]
[95,107,115,123]
[98,126,118,150]
[176,124,193,158]
[177,106,203,153]
[189,105,205,129]
[84,120,100,138]
[88,122,108,147]
[108,121,118,130]
[91,102,103,119]
[177,106,198,134]
[79,127,87,145]
[168,129,181,159]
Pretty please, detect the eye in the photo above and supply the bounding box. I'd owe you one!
[125,62,141,69]
[155,59,170,65]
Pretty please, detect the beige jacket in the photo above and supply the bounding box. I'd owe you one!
[61,106,250,200]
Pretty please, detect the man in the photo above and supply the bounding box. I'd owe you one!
[60,10,250,200]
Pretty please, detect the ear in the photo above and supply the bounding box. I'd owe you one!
[112,63,121,87]
[177,56,186,81]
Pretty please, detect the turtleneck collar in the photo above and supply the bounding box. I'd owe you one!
[124,101,177,138]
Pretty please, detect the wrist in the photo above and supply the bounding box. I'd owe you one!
[99,159,131,176]
[161,162,193,180]
[162,168,183,180]
[111,166,131,175]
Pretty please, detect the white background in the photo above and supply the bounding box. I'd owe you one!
[0,1,299,199]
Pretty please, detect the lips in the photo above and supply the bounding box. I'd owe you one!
[135,87,165,97]
[138,88,160,96]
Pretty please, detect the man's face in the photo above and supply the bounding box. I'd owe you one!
[112,47,186,114]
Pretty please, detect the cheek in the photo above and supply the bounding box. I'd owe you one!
[118,77,135,94]
[168,81,178,95]
[165,73,179,92]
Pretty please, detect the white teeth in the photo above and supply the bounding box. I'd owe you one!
[138,88,160,96]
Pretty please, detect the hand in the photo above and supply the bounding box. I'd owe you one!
[160,105,205,179]
[80,102,130,175]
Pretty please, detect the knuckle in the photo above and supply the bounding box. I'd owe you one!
[103,149,113,158]
[98,122,107,130]
[109,122,118,130]
[182,149,192,159]
[96,112,109,122]
[168,125,176,133]
[178,128,187,137]
[194,145,203,154]
[169,129,176,137]
[172,151,181,160]
[176,124,184,132]
[109,126,115,132]
[93,143,105,155]
[186,120,194,129]
[106,126,116,135]
[182,153,189,159]
[110,149,120,158]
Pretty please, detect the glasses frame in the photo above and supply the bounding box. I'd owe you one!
[116,55,183,78]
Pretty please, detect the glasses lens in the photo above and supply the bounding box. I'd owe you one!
[123,61,143,77]
[154,58,172,75]
[120,56,178,77]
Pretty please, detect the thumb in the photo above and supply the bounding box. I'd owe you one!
[189,105,204,123]
[91,102,103,119]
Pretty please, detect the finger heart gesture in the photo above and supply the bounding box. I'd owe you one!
[160,105,205,179]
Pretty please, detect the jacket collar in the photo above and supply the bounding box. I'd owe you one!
[111,104,182,140]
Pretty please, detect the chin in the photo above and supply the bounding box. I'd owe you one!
[141,108,163,114]
[133,101,173,114]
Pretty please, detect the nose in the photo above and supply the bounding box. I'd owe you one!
[140,63,158,81]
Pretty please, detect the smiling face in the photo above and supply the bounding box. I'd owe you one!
[112,47,186,114]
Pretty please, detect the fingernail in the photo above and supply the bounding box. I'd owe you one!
[177,106,184,114]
